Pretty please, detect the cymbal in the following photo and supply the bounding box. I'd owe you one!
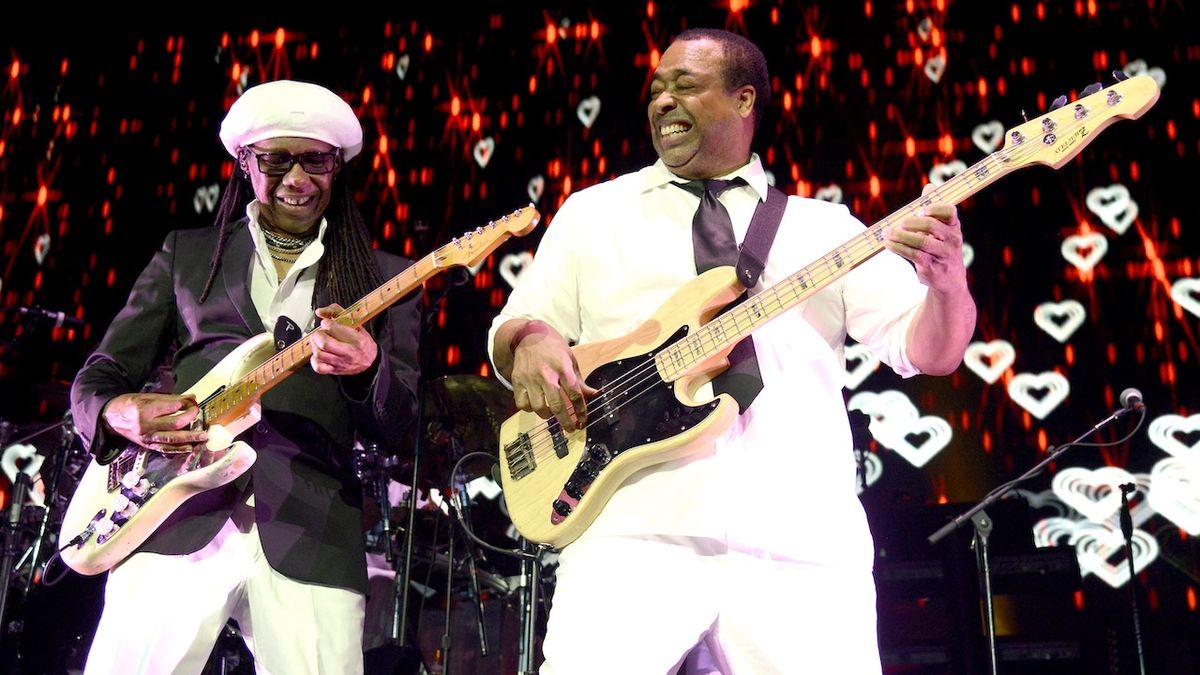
[421,375,514,456]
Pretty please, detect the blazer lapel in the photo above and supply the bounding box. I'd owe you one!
[221,223,267,335]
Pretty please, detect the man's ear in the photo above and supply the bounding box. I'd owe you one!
[737,85,756,119]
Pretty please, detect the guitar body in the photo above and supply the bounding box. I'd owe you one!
[58,334,274,575]
[499,267,745,548]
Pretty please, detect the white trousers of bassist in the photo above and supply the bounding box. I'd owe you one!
[83,495,365,675]
[540,532,882,675]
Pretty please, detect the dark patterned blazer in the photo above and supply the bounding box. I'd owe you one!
[70,220,420,594]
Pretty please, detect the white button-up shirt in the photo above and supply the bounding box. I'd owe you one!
[245,201,328,333]
[489,156,928,569]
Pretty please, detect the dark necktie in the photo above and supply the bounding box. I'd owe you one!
[681,178,764,412]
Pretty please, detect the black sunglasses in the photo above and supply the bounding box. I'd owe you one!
[242,146,341,176]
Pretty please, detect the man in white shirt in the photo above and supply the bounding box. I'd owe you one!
[71,80,421,674]
[489,29,975,674]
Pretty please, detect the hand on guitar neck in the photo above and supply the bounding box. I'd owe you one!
[310,303,379,377]
[495,318,598,433]
[101,393,207,455]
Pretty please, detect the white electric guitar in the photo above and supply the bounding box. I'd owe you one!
[60,206,540,575]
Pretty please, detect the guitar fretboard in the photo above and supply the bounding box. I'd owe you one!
[654,152,1014,382]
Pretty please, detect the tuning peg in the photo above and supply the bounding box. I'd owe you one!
[1080,83,1103,96]
[1112,69,1129,82]
[1049,95,1069,111]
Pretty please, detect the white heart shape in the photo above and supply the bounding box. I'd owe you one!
[963,339,1015,384]
[473,137,495,169]
[498,251,534,289]
[1060,232,1108,272]
[1007,371,1069,419]
[1017,489,1071,518]
[971,120,1004,153]
[923,54,946,84]
[1148,457,1200,535]
[928,160,966,186]
[764,170,776,187]
[843,343,880,390]
[916,17,933,41]
[814,184,843,204]
[1085,184,1138,235]
[527,175,545,203]
[1170,278,1200,319]
[1033,299,1086,343]
[847,390,920,449]
[1147,413,1200,462]
[1033,516,1080,548]
[1052,466,1137,523]
[961,242,974,268]
[1069,522,1158,588]
[1122,59,1167,89]
[395,54,410,80]
[1,443,45,506]
[888,415,953,468]
[856,452,883,495]
[193,183,220,214]
[576,95,601,128]
[34,233,51,265]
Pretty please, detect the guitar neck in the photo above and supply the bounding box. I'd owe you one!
[655,152,1015,382]
[201,240,457,425]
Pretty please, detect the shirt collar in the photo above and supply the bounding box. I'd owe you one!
[245,200,329,273]
[640,153,769,202]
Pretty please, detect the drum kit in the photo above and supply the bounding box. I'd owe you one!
[0,374,553,675]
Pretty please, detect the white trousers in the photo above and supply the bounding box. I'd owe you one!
[83,497,365,675]
[540,534,882,675]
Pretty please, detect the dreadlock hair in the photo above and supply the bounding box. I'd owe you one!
[198,159,385,334]
[674,28,771,134]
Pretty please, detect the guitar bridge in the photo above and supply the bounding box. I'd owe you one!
[505,432,536,479]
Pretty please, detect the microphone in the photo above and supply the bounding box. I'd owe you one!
[18,306,84,329]
[1119,387,1145,412]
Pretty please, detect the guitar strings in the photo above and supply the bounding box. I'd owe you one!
[511,93,1128,464]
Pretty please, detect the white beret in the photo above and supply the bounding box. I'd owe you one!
[219,80,364,161]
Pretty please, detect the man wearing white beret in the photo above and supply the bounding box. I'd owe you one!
[71,80,421,673]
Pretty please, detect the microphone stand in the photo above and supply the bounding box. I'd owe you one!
[23,415,78,597]
[928,403,1140,675]
[1118,483,1147,675]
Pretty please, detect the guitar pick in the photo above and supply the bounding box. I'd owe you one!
[928,160,965,186]
[473,137,495,168]
[527,175,545,203]
[1169,277,1200,318]
[1147,413,1200,462]
[1085,183,1138,235]
[962,339,1015,384]
[395,54,410,80]
[1006,370,1069,419]
[1122,59,1167,89]
[923,53,946,84]
[1052,466,1137,523]
[970,120,1004,153]
[1060,232,1108,272]
[1069,521,1158,588]
[961,242,974,268]
[843,343,879,390]
[1033,299,1086,343]
[34,233,51,265]
[814,184,843,204]
[576,95,601,128]
[1148,457,1200,535]
[499,251,533,289]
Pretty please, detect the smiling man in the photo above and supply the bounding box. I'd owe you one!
[71,80,420,674]
[489,29,975,673]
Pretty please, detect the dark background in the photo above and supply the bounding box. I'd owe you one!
[1,2,1197,673]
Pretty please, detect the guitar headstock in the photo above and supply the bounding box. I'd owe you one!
[999,75,1160,170]
[436,205,541,269]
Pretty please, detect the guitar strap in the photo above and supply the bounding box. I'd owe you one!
[735,184,788,288]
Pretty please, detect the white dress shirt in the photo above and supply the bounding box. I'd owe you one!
[489,155,928,569]
[244,201,328,333]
